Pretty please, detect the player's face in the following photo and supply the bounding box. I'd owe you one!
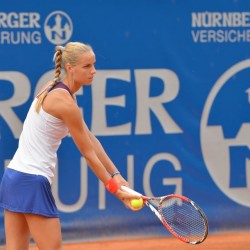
[73,51,96,86]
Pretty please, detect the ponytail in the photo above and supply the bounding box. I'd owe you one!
[35,46,64,113]
[35,42,93,113]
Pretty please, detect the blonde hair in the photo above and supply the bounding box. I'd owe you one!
[35,42,93,112]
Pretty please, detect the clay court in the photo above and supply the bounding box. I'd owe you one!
[0,231,246,250]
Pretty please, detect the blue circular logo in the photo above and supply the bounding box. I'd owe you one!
[201,59,250,207]
[44,11,73,45]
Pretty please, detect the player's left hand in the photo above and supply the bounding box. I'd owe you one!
[114,188,144,212]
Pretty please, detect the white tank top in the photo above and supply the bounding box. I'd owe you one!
[8,86,71,184]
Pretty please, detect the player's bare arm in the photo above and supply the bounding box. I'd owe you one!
[43,90,141,210]
[84,127,129,187]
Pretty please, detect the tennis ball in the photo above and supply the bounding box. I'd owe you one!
[130,198,143,209]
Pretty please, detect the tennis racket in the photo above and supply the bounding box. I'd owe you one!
[121,186,208,244]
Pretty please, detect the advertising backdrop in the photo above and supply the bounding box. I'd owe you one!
[1,0,250,244]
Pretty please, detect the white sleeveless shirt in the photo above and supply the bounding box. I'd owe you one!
[8,87,70,184]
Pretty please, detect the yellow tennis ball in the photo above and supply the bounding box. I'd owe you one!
[130,198,143,209]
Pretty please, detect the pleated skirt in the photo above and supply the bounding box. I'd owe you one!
[0,168,59,218]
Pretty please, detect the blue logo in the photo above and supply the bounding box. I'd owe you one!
[44,11,73,45]
[201,59,250,207]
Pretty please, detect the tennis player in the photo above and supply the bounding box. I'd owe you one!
[0,42,141,250]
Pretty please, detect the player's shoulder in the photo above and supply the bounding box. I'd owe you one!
[43,89,78,118]
[52,90,77,110]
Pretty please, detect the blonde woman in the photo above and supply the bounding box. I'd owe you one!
[0,42,141,250]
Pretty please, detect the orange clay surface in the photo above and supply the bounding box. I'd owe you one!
[0,231,247,250]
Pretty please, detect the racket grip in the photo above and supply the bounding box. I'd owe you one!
[121,185,142,196]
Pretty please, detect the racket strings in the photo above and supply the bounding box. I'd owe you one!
[147,199,161,208]
[159,198,207,244]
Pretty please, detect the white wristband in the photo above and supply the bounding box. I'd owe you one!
[110,171,121,178]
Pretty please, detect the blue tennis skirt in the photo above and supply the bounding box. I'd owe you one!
[0,168,59,218]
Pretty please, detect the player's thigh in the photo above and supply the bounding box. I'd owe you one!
[4,210,30,250]
[24,213,63,250]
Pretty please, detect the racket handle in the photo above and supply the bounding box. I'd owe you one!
[121,185,142,196]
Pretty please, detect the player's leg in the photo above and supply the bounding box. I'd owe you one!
[5,210,30,250]
[24,213,63,250]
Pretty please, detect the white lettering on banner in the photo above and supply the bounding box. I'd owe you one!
[192,29,250,43]
[0,68,182,137]
[91,69,182,135]
[0,12,42,45]
[52,158,88,213]
[0,31,41,44]
[143,153,182,198]
[91,70,132,135]
[0,11,73,45]
[247,88,250,102]
[191,12,250,43]
[51,154,182,212]
[0,71,30,138]
[0,12,40,28]
[135,69,182,134]
[192,12,250,28]
[0,69,182,137]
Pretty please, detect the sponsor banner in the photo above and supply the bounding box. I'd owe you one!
[0,0,250,244]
